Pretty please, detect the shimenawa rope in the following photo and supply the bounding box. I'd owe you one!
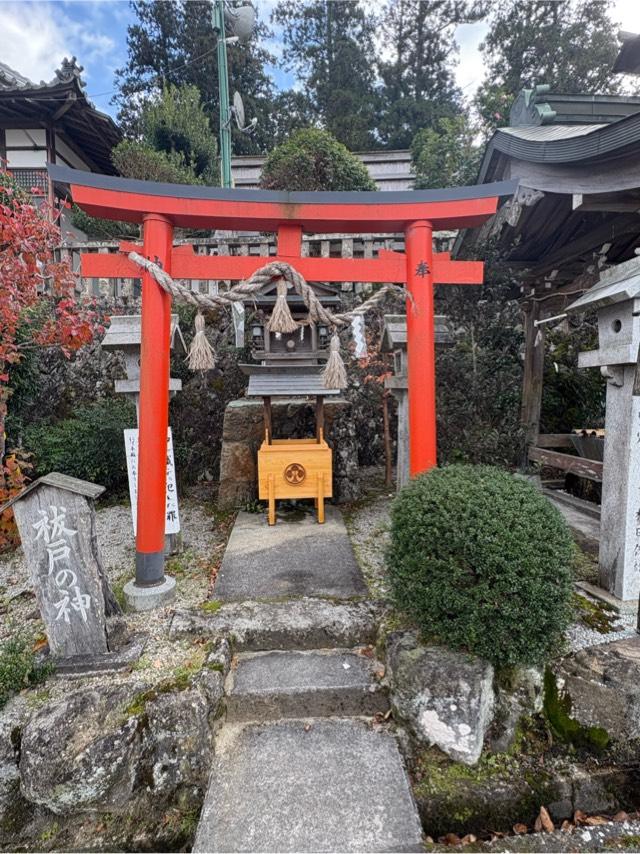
[127,252,406,388]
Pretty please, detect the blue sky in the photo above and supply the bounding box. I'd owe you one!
[1,0,637,121]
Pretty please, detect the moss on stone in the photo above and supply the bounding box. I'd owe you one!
[123,648,209,718]
[572,593,617,634]
[413,748,520,801]
[411,746,564,838]
[543,668,609,751]
[199,599,223,613]
[606,835,640,850]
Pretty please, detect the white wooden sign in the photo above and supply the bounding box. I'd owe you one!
[124,428,180,534]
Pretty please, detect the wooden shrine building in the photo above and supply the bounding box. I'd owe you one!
[456,82,640,482]
[0,58,120,207]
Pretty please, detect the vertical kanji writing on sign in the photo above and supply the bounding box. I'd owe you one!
[32,505,93,624]
[11,480,109,658]
[124,427,180,535]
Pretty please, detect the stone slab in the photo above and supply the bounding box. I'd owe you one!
[213,506,367,602]
[575,581,638,614]
[193,718,423,853]
[169,598,380,651]
[226,649,389,721]
[50,632,147,676]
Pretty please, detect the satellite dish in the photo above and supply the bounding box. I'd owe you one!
[224,4,256,42]
[231,91,257,134]
[233,91,245,129]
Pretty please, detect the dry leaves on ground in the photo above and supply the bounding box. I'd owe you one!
[534,805,555,833]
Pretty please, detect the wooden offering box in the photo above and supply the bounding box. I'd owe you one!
[246,366,339,525]
[259,435,332,525]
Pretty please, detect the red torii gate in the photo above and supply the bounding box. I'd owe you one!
[49,164,514,588]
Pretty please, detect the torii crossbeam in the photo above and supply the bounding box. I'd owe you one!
[49,164,515,590]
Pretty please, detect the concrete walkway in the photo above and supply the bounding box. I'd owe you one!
[194,506,423,853]
[213,506,368,601]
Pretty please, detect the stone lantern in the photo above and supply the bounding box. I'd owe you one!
[566,256,640,604]
[382,314,453,489]
[101,314,186,420]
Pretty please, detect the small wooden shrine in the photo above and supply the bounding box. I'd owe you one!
[242,278,341,525]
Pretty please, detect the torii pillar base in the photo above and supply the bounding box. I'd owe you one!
[124,575,176,612]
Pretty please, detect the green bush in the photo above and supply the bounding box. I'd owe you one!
[260,128,376,191]
[0,633,52,709]
[387,464,574,668]
[24,399,136,495]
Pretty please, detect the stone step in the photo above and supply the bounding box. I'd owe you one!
[169,598,380,651]
[193,718,423,853]
[225,649,389,722]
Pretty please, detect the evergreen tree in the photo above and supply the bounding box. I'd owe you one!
[377,0,484,149]
[476,0,622,135]
[260,128,376,191]
[273,0,378,150]
[111,84,218,185]
[270,90,318,146]
[113,0,275,154]
[411,115,479,188]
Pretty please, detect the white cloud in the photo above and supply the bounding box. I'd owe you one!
[454,20,489,98]
[0,1,116,86]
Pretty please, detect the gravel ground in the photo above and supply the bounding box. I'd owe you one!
[0,497,235,701]
[565,609,636,652]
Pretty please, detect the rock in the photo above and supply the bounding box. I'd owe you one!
[206,637,232,676]
[551,635,640,752]
[0,701,25,828]
[19,683,146,814]
[143,688,214,798]
[197,669,225,714]
[489,667,544,753]
[170,598,380,651]
[387,632,495,765]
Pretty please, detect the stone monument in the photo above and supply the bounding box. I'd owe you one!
[3,473,115,659]
[566,256,640,604]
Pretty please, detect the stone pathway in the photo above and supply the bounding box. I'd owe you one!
[190,507,423,853]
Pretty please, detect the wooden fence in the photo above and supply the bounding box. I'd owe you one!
[56,231,456,302]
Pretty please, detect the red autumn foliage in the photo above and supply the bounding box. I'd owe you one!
[0,166,103,545]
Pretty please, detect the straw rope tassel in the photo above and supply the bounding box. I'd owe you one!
[267,278,298,334]
[187,311,216,371]
[322,331,348,390]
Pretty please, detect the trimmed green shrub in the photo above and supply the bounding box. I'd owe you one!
[260,128,376,191]
[387,464,574,668]
[24,398,136,495]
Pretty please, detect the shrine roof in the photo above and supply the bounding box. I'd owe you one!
[455,85,640,295]
[0,59,121,175]
[0,472,105,513]
[48,164,517,233]
[243,366,341,397]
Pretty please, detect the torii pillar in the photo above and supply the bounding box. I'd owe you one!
[50,163,515,607]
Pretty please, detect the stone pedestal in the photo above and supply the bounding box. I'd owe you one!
[386,379,409,490]
[567,257,640,604]
[600,365,640,600]
[218,398,358,509]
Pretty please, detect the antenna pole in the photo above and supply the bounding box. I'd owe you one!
[214,0,233,187]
